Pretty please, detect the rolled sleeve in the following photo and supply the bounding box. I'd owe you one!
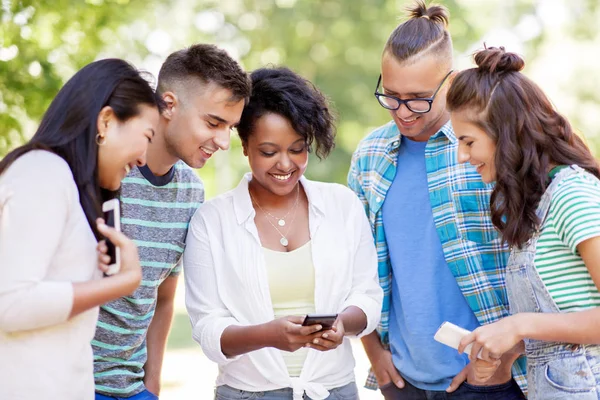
[340,195,383,338]
[183,209,241,365]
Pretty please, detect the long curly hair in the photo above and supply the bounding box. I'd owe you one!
[447,46,600,248]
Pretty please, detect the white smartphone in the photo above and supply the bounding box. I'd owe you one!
[101,198,121,276]
[433,321,482,359]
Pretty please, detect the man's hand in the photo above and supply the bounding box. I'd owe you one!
[446,350,516,393]
[361,332,404,390]
[373,347,405,389]
[446,364,469,393]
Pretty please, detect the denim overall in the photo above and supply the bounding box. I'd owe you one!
[505,165,600,399]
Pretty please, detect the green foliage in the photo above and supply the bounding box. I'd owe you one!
[1,0,599,196]
[0,0,152,154]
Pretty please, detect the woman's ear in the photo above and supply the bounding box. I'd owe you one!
[96,106,115,136]
[242,142,249,157]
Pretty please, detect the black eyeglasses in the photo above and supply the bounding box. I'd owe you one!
[374,70,453,114]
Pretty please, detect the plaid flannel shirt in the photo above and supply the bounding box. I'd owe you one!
[348,120,527,394]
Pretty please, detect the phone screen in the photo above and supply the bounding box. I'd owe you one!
[103,208,116,265]
[302,314,338,330]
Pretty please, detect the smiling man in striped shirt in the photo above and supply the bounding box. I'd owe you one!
[92,44,251,400]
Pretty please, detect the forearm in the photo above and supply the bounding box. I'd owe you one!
[221,323,272,357]
[70,272,139,318]
[361,330,386,365]
[339,306,367,336]
[516,309,600,344]
[144,299,175,394]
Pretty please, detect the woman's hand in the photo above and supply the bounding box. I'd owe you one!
[267,316,323,352]
[306,317,346,352]
[96,239,111,274]
[96,218,141,293]
[458,315,523,362]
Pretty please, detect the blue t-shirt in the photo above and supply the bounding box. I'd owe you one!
[382,137,480,390]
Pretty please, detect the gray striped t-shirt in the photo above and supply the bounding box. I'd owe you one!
[93,162,203,397]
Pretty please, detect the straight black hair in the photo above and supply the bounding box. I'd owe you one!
[0,59,164,239]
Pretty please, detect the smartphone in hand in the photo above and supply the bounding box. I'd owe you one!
[302,314,338,331]
[434,321,482,359]
[102,199,121,276]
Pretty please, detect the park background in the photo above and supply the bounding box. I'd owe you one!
[2,0,600,398]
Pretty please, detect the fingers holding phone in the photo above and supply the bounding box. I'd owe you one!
[268,315,324,352]
[97,199,142,294]
[96,238,111,274]
[304,314,345,352]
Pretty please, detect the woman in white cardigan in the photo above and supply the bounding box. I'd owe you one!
[184,67,383,400]
[0,59,162,399]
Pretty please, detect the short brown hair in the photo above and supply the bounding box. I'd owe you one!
[157,44,251,103]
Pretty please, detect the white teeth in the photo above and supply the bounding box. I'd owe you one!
[401,117,417,122]
[201,147,214,155]
[125,165,131,174]
[272,173,292,181]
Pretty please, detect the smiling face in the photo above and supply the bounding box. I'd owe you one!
[381,52,452,142]
[243,112,308,197]
[452,109,498,183]
[162,81,245,169]
[97,104,159,190]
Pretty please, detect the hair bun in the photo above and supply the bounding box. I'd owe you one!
[474,46,525,74]
[407,0,449,27]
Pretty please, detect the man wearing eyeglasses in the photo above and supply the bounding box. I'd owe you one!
[348,2,527,400]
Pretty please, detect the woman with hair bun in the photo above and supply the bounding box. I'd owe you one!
[183,67,382,400]
[450,46,600,399]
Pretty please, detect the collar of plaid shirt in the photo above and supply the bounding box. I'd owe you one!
[348,120,528,394]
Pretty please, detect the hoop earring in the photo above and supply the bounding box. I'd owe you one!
[96,134,106,145]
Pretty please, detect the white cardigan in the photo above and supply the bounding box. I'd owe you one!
[183,174,382,400]
[0,151,99,399]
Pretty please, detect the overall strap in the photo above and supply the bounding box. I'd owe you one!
[535,165,583,228]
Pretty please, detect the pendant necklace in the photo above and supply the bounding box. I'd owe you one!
[249,185,300,247]
[252,185,299,227]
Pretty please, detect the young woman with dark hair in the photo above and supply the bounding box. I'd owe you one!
[183,67,382,400]
[449,46,600,399]
[0,58,163,399]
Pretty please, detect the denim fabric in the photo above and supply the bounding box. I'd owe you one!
[506,165,600,399]
[214,382,358,400]
[95,389,159,400]
[379,378,524,400]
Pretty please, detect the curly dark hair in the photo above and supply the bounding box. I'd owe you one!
[157,43,251,104]
[447,46,600,248]
[385,0,452,66]
[237,67,336,160]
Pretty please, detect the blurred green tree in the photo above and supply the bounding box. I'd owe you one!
[0,0,153,155]
[1,0,599,197]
